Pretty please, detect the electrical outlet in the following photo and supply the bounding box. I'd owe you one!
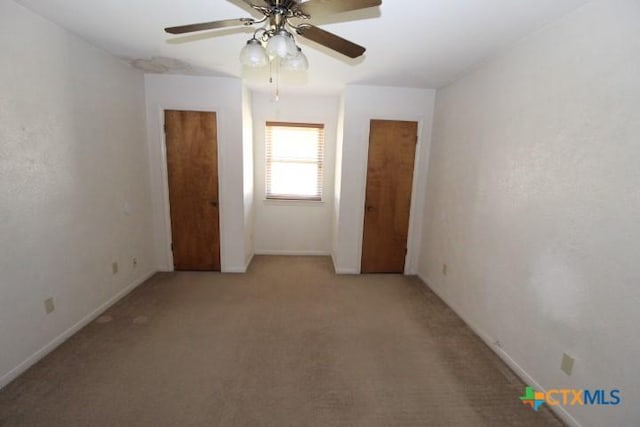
[561,353,575,376]
[112,262,118,274]
[44,297,55,315]
[442,263,448,276]
[132,257,138,268]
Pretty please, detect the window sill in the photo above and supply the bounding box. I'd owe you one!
[262,198,325,207]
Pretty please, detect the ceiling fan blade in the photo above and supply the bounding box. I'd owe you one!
[165,18,255,35]
[237,0,271,7]
[298,0,381,17]
[296,25,365,58]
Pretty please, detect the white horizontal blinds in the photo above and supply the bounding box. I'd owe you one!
[265,121,325,201]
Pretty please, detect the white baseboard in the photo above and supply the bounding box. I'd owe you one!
[416,272,582,427]
[334,268,360,274]
[245,253,254,271]
[330,253,359,274]
[222,253,254,274]
[222,266,247,273]
[0,269,156,390]
[254,249,331,256]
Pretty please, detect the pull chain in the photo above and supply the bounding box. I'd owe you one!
[275,58,280,102]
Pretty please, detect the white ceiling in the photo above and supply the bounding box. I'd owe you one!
[16,0,590,93]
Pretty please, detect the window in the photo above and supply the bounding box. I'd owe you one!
[265,121,325,201]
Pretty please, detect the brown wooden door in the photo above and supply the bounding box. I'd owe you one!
[361,119,418,273]
[165,110,220,271]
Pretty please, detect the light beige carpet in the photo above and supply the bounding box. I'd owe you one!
[0,256,562,426]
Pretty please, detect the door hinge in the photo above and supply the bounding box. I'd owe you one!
[170,242,174,252]
[163,123,167,134]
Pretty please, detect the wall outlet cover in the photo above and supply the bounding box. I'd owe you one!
[44,297,55,315]
[561,353,575,376]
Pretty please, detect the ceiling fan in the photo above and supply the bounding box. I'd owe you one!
[165,0,382,68]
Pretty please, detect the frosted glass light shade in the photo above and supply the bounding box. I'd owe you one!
[240,39,267,67]
[282,48,309,71]
[266,30,297,59]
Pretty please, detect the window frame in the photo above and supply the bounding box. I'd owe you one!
[265,121,325,202]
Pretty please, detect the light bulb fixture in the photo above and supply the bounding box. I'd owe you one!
[266,29,297,59]
[240,38,268,68]
[239,11,310,101]
[240,16,309,72]
[282,47,309,71]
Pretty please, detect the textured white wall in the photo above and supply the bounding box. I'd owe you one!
[251,91,339,255]
[0,1,154,387]
[419,1,640,426]
[333,85,436,274]
[144,74,249,273]
[332,95,345,259]
[242,86,255,267]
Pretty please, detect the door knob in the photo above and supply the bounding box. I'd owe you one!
[209,200,218,207]
[366,205,376,212]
